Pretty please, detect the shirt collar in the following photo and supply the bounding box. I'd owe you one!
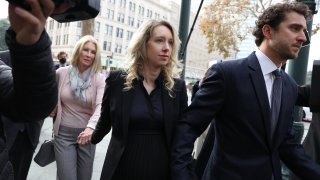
[138,72,163,87]
[255,48,280,75]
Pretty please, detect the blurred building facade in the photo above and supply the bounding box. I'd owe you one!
[45,0,221,81]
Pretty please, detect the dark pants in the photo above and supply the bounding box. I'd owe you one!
[9,131,34,180]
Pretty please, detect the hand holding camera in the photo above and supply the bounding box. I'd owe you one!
[8,0,54,45]
[6,0,100,23]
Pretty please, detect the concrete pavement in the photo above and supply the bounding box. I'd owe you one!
[27,114,312,180]
[27,117,111,180]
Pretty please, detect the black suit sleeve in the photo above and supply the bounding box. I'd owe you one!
[0,30,57,122]
[172,64,225,180]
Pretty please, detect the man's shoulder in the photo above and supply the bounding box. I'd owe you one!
[54,64,59,69]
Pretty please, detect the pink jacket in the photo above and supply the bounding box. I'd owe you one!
[53,66,105,135]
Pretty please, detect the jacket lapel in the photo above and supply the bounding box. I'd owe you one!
[162,87,173,148]
[248,53,273,149]
[121,81,134,144]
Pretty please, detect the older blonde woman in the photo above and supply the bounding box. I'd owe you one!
[52,35,105,180]
[90,20,188,180]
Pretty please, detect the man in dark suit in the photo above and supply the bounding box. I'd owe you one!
[172,2,320,180]
[0,50,45,180]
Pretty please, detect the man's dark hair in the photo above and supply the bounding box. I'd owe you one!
[57,51,67,58]
[252,2,312,46]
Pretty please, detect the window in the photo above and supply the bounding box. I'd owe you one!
[95,22,100,32]
[137,20,143,28]
[49,20,54,30]
[154,13,160,20]
[127,17,134,26]
[114,43,122,54]
[138,6,144,16]
[117,13,125,23]
[132,3,136,12]
[129,2,136,12]
[63,34,69,45]
[107,42,112,51]
[106,9,114,20]
[77,21,82,28]
[116,28,124,38]
[55,35,61,45]
[126,31,133,40]
[105,24,113,36]
[119,0,126,8]
[103,41,107,51]
[146,9,153,18]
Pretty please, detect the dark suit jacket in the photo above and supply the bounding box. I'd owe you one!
[172,52,320,180]
[2,116,44,150]
[92,70,188,180]
[0,51,44,150]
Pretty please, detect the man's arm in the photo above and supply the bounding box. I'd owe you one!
[279,129,320,179]
[171,65,224,180]
[0,0,57,122]
[296,85,311,107]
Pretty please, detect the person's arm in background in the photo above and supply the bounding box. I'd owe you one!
[0,0,57,122]
[296,85,311,107]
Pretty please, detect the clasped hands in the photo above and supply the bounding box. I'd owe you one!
[77,127,94,145]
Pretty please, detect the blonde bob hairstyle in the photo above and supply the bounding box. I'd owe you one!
[124,20,182,97]
[69,35,102,74]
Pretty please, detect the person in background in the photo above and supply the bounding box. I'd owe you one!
[0,50,45,180]
[90,20,188,180]
[51,35,105,180]
[172,2,320,180]
[54,51,68,70]
[0,0,59,178]
[290,60,320,180]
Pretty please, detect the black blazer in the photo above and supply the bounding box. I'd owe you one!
[0,51,44,150]
[172,52,320,180]
[92,70,188,180]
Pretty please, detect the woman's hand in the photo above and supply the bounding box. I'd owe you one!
[49,106,57,117]
[77,127,94,145]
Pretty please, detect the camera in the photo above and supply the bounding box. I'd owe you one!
[5,0,100,22]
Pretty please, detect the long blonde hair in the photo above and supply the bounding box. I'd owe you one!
[124,20,182,97]
[70,35,102,73]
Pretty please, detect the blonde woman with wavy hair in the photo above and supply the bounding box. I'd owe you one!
[52,35,105,180]
[91,20,188,180]
[124,20,182,97]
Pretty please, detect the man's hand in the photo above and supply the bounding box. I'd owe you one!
[8,0,54,45]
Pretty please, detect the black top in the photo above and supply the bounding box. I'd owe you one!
[112,77,169,180]
[129,78,163,132]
